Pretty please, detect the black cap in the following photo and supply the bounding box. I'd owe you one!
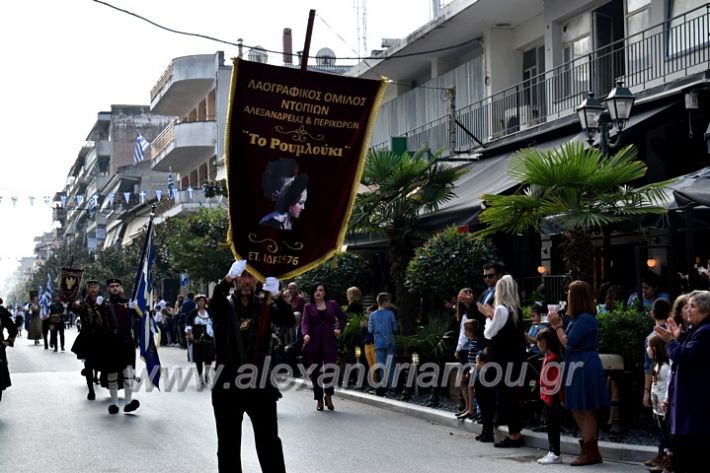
[106,278,122,286]
[87,279,100,286]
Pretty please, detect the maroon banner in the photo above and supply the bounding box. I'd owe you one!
[225,59,386,281]
[59,267,84,302]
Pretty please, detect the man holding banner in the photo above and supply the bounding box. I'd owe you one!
[72,279,104,401]
[210,260,294,473]
[221,49,384,471]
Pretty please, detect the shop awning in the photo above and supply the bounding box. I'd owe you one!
[668,166,710,208]
[420,132,586,229]
[121,216,150,246]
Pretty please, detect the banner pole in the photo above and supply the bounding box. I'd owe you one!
[130,204,156,302]
[301,9,316,70]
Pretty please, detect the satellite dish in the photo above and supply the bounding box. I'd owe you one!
[316,47,336,66]
[248,46,268,63]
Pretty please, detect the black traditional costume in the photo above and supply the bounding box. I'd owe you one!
[97,279,139,414]
[71,287,105,400]
[0,305,18,403]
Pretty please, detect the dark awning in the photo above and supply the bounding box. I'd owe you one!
[420,132,586,229]
[669,166,710,208]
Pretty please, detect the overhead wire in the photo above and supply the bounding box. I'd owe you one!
[93,0,476,62]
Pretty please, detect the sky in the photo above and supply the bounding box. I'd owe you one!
[0,0,433,291]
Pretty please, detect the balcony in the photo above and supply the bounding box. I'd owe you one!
[150,54,217,116]
[150,119,217,172]
[152,188,222,220]
[379,4,710,154]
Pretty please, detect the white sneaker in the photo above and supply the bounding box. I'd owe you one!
[537,452,561,464]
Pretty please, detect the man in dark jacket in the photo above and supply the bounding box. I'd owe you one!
[210,260,295,473]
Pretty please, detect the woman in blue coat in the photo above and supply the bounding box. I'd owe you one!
[301,282,347,411]
[655,290,710,473]
[548,280,609,466]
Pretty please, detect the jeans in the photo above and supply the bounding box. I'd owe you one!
[374,345,396,390]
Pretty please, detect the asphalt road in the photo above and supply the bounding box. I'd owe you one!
[0,328,644,472]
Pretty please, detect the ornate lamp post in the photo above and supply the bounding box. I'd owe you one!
[577,81,636,441]
[576,80,636,155]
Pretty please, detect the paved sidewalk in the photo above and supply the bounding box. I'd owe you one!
[290,379,654,464]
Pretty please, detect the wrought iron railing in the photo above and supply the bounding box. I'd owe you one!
[381,4,710,154]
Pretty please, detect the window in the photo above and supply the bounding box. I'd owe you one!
[626,0,651,73]
[562,13,592,99]
[668,0,708,56]
[522,45,545,122]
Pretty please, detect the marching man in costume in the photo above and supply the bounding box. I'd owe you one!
[71,279,104,400]
[210,260,295,472]
[0,299,17,405]
[98,278,140,414]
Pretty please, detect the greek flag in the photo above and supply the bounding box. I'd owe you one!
[133,132,150,164]
[130,217,161,389]
[39,273,52,317]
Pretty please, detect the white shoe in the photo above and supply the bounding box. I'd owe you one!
[537,452,561,464]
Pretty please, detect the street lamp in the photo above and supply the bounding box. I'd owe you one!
[576,80,636,155]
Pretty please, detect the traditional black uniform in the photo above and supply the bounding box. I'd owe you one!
[48,300,65,352]
[0,305,18,403]
[97,279,139,414]
[210,278,295,473]
[98,294,136,376]
[71,290,105,400]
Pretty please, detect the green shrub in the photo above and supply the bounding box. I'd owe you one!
[394,311,457,363]
[597,303,653,370]
[294,252,371,304]
[405,226,500,302]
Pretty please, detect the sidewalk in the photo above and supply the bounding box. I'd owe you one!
[291,379,653,464]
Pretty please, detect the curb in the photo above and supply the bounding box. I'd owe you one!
[290,378,653,463]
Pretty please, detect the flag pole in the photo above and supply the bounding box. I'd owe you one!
[300,9,316,71]
[130,204,156,303]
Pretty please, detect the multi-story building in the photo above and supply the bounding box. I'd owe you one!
[146,51,230,220]
[348,0,710,293]
[57,105,171,251]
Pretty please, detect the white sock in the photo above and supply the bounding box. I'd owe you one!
[108,372,118,404]
[123,366,133,404]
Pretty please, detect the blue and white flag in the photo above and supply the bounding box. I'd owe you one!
[133,132,150,164]
[130,217,161,389]
[39,273,52,317]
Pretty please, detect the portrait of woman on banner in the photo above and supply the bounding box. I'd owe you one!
[259,157,309,231]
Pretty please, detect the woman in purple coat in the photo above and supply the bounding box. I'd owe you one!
[301,282,348,411]
[655,290,710,473]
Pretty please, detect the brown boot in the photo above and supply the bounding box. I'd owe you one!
[570,438,602,466]
[644,452,665,467]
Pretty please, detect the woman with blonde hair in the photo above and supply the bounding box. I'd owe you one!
[478,275,527,448]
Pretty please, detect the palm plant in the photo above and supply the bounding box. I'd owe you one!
[350,149,465,334]
[474,142,671,283]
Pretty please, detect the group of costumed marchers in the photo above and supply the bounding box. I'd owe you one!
[71,278,139,413]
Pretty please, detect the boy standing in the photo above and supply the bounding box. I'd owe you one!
[368,292,398,396]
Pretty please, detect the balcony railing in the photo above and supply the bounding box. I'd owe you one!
[382,4,710,154]
[150,116,216,159]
